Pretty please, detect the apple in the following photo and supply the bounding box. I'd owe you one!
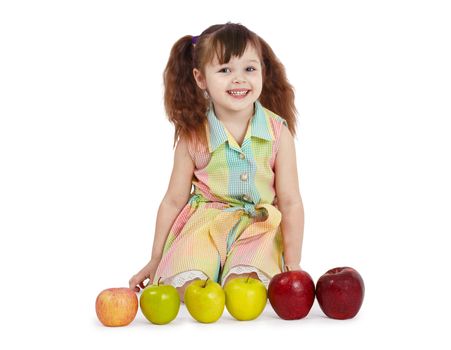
[139,277,180,325]
[95,287,138,327]
[224,276,267,321]
[316,267,365,320]
[268,267,315,320]
[184,278,225,323]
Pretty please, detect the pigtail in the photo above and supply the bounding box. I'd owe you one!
[164,36,208,148]
[258,37,297,136]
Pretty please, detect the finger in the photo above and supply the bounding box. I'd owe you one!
[129,275,141,290]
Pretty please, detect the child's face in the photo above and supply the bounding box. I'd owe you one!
[193,44,263,117]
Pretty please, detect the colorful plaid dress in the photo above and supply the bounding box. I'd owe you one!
[154,101,288,288]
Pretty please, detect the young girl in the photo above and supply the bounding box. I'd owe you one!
[129,23,304,301]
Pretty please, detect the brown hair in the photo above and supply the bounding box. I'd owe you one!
[163,22,297,148]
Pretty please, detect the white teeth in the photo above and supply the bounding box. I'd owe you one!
[228,90,248,96]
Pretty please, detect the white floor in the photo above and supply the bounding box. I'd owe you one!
[85,295,442,350]
[3,289,447,349]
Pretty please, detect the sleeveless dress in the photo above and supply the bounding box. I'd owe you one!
[153,100,288,288]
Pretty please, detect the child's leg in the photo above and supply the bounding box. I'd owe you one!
[160,269,210,303]
[221,264,273,288]
[222,271,260,287]
[176,278,202,303]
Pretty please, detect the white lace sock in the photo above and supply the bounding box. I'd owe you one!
[221,265,271,288]
[161,265,271,289]
[161,270,209,288]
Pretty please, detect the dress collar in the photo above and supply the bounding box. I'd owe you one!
[206,100,273,153]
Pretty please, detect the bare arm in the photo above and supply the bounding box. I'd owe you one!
[129,137,195,291]
[149,140,194,260]
[275,126,305,270]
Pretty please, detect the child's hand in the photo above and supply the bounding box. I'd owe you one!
[284,264,302,271]
[129,258,160,293]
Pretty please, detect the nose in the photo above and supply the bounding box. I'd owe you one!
[233,75,246,84]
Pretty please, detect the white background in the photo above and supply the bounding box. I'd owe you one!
[1,0,450,348]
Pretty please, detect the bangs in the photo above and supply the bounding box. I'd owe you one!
[203,24,261,65]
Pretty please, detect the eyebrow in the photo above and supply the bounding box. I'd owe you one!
[216,59,260,66]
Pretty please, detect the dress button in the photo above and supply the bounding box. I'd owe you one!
[240,173,248,181]
[239,153,245,160]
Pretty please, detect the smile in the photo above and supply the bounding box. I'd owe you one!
[227,89,250,97]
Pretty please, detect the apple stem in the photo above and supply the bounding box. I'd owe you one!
[285,265,290,272]
[246,274,250,283]
[203,278,209,288]
[158,277,162,286]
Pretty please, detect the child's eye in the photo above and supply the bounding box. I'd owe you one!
[219,67,231,73]
[246,66,256,72]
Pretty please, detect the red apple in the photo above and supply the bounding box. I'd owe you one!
[95,288,138,326]
[268,267,315,320]
[316,267,365,320]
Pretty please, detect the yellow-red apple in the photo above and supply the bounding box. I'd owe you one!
[95,288,138,326]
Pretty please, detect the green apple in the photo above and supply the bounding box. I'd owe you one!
[139,278,180,325]
[184,279,225,323]
[224,276,267,321]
